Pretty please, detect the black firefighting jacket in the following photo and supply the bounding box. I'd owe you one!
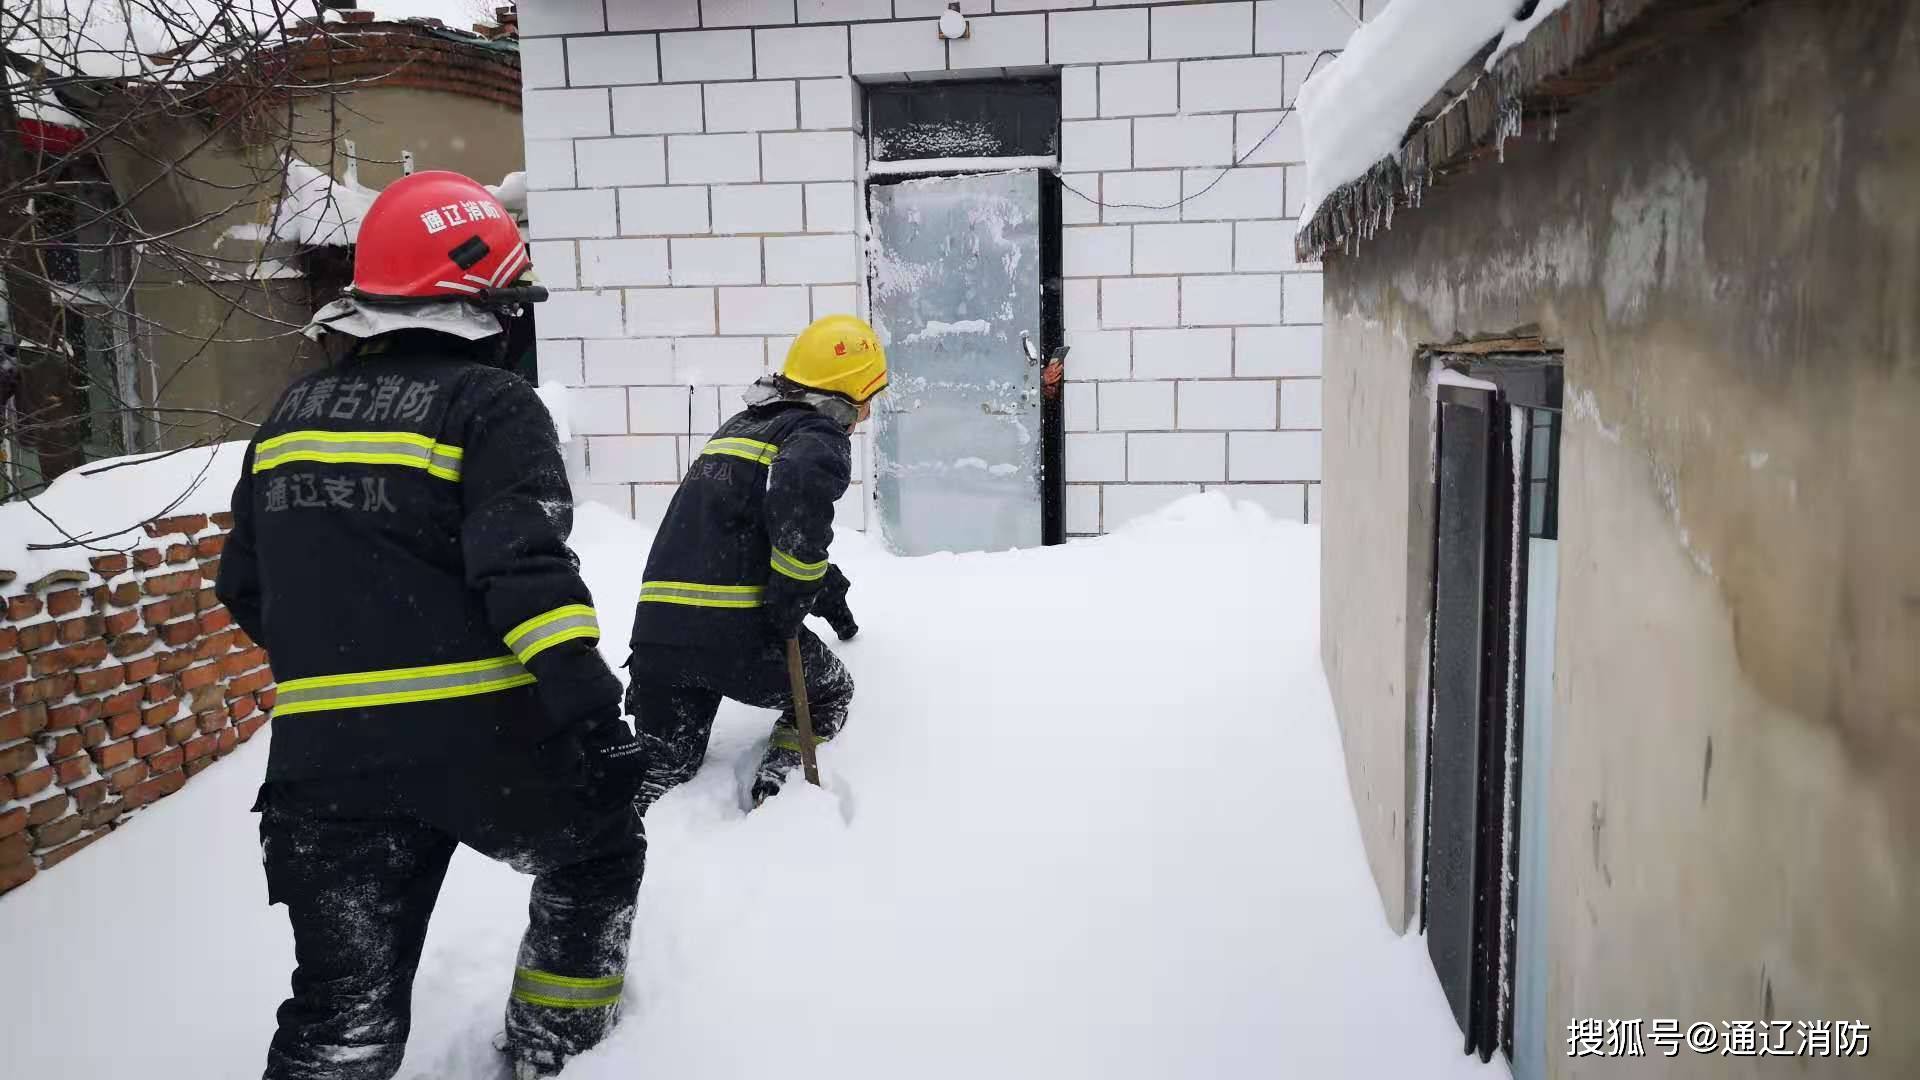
[629,399,852,650]
[215,333,621,781]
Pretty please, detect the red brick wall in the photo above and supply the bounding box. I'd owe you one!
[0,512,274,895]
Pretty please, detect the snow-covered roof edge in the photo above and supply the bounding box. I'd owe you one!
[0,443,248,586]
[1293,0,1529,233]
[223,159,527,251]
[1294,0,1752,262]
[5,11,522,122]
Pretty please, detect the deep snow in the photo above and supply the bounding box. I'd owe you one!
[0,494,1505,1080]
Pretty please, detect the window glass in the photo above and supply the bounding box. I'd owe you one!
[867,80,1059,163]
[1524,408,1559,540]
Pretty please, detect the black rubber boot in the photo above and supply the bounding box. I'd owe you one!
[749,730,806,807]
[492,1033,560,1079]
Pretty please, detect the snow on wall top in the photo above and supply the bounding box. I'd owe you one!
[489,171,528,215]
[3,66,85,130]
[6,4,516,90]
[226,160,527,249]
[1295,0,1524,230]
[267,157,382,248]
[1296,0,1583,237]
[0,443,246,584]
[1492,0,1578,66]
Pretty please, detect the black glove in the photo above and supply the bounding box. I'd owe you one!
[576,713,647,811]
[763,577,813,642]
[811,564,858,641]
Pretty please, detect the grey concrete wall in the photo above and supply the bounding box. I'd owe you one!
[1319,308,1429,930]
[1320,0,1919,1073]
[101,86,526,446]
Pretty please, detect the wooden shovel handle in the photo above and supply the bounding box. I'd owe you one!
[785,637,822,788]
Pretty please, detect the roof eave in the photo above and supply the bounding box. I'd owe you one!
[1295,0,1759,263]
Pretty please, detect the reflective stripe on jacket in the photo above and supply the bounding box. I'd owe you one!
[215,342,620,781]
[630,401,851,650]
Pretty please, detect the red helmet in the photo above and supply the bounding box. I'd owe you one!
[350,170,535,303]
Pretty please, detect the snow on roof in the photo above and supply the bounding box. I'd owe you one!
[6,4,524,119]
[1295,0,1527,230]
[1295,0,1580,234]
[3,66,87,131]
[267,155,381,247]
[222,155,381,248]
[487,170,526,214]
[4,0,280,87]
[225,160,528,250]
[1491,0,1578,66]
[0,442,246,583]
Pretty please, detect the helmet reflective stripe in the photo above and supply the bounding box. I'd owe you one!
[488,241,529,287]
[274,656,533,716]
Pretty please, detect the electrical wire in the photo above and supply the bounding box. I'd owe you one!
[1053,49,1338,213]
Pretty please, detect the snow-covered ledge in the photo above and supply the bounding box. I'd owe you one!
[1292,0,1679,261]
[0,446,273,893]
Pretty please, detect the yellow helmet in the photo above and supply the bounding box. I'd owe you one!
[781,314,889,403]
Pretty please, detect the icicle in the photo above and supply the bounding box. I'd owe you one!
[1486,63,1514,164]
[1495,97,1524,164]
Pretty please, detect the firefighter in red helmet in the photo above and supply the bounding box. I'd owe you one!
[215,171,645,1080]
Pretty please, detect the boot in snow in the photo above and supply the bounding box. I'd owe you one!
[492,1033,563,1079]
[749,727,808,807]
[749,748,801,806]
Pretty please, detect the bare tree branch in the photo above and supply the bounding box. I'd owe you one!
[2,0,372,534]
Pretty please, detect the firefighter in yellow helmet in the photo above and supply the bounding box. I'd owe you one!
[625,314,886,807]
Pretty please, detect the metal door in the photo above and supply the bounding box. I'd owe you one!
[1426,386,1496,1049]
[1426,376,1550,1067]
[868,170,1044,556]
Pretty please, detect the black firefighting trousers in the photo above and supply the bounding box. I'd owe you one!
[626,627,854,805]
[254,758,645,1080]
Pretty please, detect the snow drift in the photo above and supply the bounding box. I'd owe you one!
[0,493,1502,1079]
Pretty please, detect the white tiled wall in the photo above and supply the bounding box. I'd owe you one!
[519,0,1357,531]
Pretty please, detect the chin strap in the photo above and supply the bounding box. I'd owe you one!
[473,284,549,307]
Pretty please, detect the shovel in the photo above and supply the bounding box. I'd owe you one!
[784,637,822,788]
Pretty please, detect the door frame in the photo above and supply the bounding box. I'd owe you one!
[861,75,1066,546]
[1419,346,1563,1066]
[862,167,1066,548]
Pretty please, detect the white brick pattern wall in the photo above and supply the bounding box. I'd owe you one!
[520,0,1357,531]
